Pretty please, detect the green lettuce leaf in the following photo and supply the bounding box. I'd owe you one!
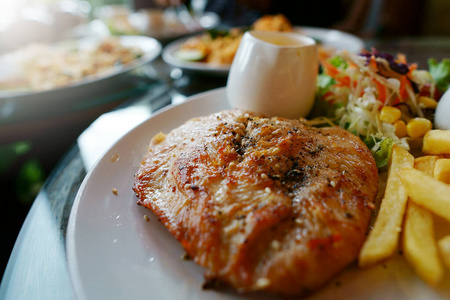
[370,137,395,168]
[316,73,336,97]
[207,28,230,39]
[329,56,348,69]
[428,58,450,92]
[308,98,338,120]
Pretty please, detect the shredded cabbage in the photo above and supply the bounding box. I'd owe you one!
[312,49,439,168]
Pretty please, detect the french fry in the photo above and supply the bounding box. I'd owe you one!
[402,156,443,286]
[399,168,450,222]
[413,156,438,173]
[438,235,450,268]
[422,130,450,155]
[434,158,450,184]
[359,145,414,267]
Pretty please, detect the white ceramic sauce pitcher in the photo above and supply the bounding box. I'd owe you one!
[227,31,318,119]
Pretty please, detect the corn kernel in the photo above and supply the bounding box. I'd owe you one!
[380,106,402,124]
[406,118,433,138]
[418,96,438,109]
[393,120,407,138]
[434,159,450,184]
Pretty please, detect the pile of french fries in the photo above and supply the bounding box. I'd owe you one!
[359,129,450,286]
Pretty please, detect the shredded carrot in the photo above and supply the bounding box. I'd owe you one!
[368,56,378,71]
[336,75,351,87]
[399,76,408,99]
[322,60,339,78]
[348,61,359,69]
[397,53,407,64]
[373,78,387,103]
[407,63,418,75]
[392,96,402,106]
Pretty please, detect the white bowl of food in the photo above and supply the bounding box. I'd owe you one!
[0,35,161,125]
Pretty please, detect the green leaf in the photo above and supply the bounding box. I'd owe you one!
[428,58,450,93]
[329,56,348,69]
[371,137,395,169]
[363,136,377,150]
[207,28,230,39]
[317,74,336,89]
[316,74,336,97]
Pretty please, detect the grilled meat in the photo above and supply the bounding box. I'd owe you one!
[133,109,378,296]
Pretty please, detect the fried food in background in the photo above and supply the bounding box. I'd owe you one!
[252,14,293,32]
[177,14,293,64]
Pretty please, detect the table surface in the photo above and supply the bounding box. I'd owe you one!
[1,35,450,300]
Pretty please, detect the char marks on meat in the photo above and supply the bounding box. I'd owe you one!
[133,109,378,296]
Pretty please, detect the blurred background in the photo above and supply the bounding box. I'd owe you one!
[1,0,450,278]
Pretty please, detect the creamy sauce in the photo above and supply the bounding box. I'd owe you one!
[255,34,308,47]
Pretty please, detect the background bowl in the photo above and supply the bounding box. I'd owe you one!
[0,35,162,125]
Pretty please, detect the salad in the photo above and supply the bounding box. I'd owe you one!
[310,49,450,168]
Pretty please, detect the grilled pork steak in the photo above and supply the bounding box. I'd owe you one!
[133,109,378,296]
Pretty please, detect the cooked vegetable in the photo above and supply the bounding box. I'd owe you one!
[438,235,450,268]
[358,145,414,267]
[400,168,450,222]
[403,200,443,286]
[393,120,407,138]
[418,96,438,109]
[422,130,450,154]
[434,158,450,183]
[177,15,291,65]
[413,155,438,173]
[379,106,401,124]
[406,117,432,138]
[403,156,443,286]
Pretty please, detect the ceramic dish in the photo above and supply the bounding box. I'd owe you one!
[67,87,450,300]
[0,35,161,125]
[162,27,365,76]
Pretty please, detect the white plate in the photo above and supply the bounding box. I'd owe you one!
[0,35,161,124]
[67,88,450,300]
[162,27,365,76]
